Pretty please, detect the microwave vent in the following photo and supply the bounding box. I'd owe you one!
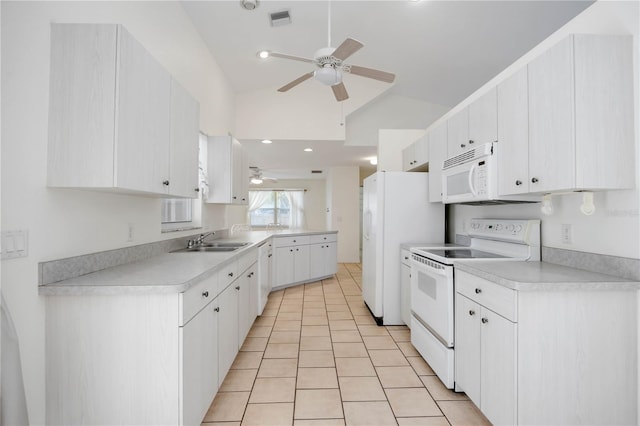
[443,142,494,170]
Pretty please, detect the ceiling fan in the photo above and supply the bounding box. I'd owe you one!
[259,2,395,102]
[249,167,277,185]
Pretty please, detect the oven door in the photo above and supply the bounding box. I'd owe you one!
[410,254,454,347]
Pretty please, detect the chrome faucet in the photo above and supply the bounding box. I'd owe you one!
[186,232,215,248]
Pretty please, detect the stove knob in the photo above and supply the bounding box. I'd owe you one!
[515,225,523,233]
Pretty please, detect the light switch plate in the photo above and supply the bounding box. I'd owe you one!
[1,230,29,259]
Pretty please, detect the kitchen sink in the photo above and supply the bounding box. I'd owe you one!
[170,242,250,253]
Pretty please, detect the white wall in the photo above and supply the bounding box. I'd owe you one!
[377,129,426,172]
[1,2,235,423]
[346,94,449,147]
[447,0,640,260]
[326,167,360,263]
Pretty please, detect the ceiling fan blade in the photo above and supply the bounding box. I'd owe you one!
[269,52,314,63]
[278,72,314,92]
[348,65,396,83]
[331,38,364,61]
[331,82,349,102]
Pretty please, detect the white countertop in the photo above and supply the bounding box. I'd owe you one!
[455,260,640,291]
[39,229,337,296]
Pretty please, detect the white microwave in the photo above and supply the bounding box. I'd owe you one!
[441,142,539,205]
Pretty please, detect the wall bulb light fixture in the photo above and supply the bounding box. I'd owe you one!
[540,194,554,216]
[580,192,595,216]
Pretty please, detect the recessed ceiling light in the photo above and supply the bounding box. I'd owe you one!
[240,0,258,11]
[261,139,272,144]
[257,50,270,59]
[304,148,313,152]
[369,157,378,165]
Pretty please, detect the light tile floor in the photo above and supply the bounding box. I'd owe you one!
[202,263,491,426]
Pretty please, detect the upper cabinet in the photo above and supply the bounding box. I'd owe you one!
[498,34,635,196]
[47,24,200,198]
[447,89,498,159]
[428,122,448,203]
[206,136,248,205]
[446,108,469,158]
[402,134,429,171]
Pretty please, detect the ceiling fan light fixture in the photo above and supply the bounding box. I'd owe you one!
[304,148,313,152]
[250,177,263,184]
[257,50,270,59]
[261,139,272,144]
[314,66,342,86]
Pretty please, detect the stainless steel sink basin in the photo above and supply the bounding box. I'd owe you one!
[170,241,250,253]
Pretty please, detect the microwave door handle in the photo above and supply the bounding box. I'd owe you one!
[468,164,478,196]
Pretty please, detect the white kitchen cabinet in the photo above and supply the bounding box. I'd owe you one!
[180,299,218,426]
[169,79,201,198]
[427,121,447,202]
[272,234,336,288]
[402,134,429,171]
[527,34,634,193]
[217,282,239,386]
[47,24,199,198]
[446,108,469,158]
[399,249,412,327]
[468,88,497,148]
[497,67,530,195]
[237,262,257,346]
[206,135,249,204]
[454,269,637,425]
[309,242,337,279]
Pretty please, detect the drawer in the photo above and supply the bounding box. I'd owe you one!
[180,274,217,326]
[400,249,411,265]
[456,270,517,321]
[272,235,310,248]
[309,233,337,244]
[218,261,238,293]
[238,248,258,274]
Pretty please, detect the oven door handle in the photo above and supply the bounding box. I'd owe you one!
[411,258,450,277]
[468,164,478,196]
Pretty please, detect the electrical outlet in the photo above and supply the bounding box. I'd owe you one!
[127,223,135,242]
[561,224,572,244]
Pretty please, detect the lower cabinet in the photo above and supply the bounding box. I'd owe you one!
[399,249,412,328]
[217,283,239,386]
[454,270,637,425]
[180,300,218,426]
[237,262,257,346]
[273,233,338,289]
[309,242,337,279]
[274,245,310,286]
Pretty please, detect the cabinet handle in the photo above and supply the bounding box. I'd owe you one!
[469,310,475,316]
[474,288,482,294]
[481,318,489,324]
[290,249,293,252]
[228,272,234,277]
[214,307,220,312]
[469,140,474,145]
[296,248,299,251]
[404,256,409,260]
[531,177,539,183]
[460,144,466,149]
[202,291,209,298]
[293,240,297,243]
[268,254,272,258]
[162,180,170,186]
[235,286,240,290]
[324,237,327,240]
[233,196,237,200]
[515,180,522,186]
[194,188,200,192]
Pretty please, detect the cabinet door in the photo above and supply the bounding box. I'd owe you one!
[247,264,258,323]
[218,285,239,386]
[236,274,250,346]
[528,36,575,193]
[454,294,481,407]
[400,263,411,327]
[402,144,416,171]
[275,247,295,287]
[447,108,469,157]
[181,301,218,426]
[480,307,517,426]
[293,244,310,283]
[324,242,337,277]
[428,122,447,203]
[169,79,200,198]
[115,26,171,194]
[414,135,429,166]
[309,243,325,279]
[231,139,246,204]
[468,88,497,147]
[206,136,232,203]
[497,67,529,195]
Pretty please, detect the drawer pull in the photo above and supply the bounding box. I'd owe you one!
[468,310,475,316]
[515,180,522,186]
[228,272,234,277]
[202,291,209,298]
[475,288,482,294]
[214,307,220,312]
[481,318,489,324]
[235,286,240,290]
[293,239,297,243]
[531,177,539,183]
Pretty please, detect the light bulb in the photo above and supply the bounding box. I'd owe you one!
[540,194,554,216]
[580,192,595,216]
[250,177,263,185]
[257,50,270,59]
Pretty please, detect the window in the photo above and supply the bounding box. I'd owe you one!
[248,190,305,229]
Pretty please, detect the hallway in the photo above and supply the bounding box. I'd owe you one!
[202,264,490,425]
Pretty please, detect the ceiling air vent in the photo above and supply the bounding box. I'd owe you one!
[269,10,291,27]
[311,170,323,174]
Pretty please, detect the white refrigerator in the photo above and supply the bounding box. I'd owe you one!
[362,171,444,325]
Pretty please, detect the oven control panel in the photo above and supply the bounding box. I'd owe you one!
[468,219,540,245]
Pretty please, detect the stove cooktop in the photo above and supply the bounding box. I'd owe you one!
[420,248,508,259]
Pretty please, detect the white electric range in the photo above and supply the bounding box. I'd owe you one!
[409,219,540,389]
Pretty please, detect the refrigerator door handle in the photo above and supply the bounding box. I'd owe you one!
[363,210,372,240]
